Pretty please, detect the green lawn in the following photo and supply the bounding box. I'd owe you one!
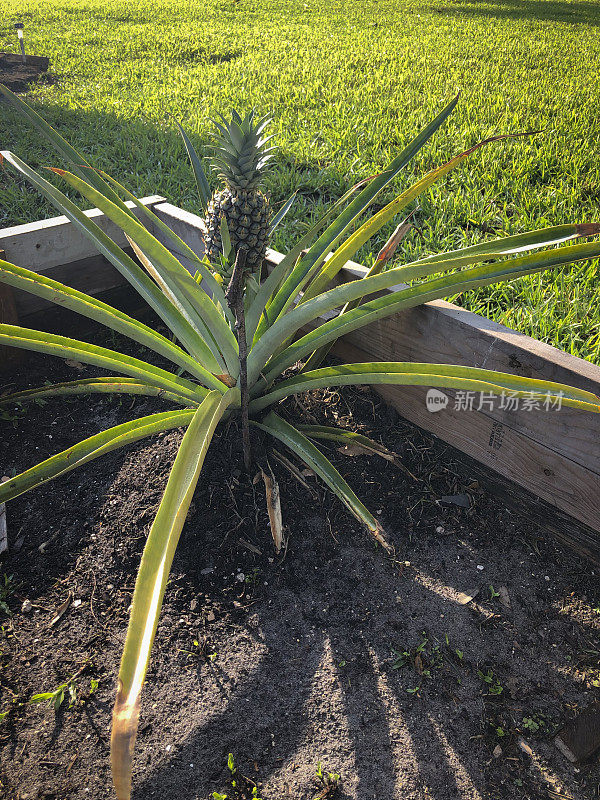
[2,0,600,361]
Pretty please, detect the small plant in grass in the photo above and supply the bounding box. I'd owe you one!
[1,84,600,799]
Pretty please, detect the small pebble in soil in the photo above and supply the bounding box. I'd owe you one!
[477,565,484,570]
[435,525,444,533]
[21,599,32,613]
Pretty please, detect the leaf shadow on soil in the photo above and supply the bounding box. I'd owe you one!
[1,311,600,800]
[129,523,597,800]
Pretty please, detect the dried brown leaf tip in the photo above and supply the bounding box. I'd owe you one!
[261,465,284,554]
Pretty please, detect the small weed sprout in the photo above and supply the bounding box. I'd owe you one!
[315,762,341,798]
[478,669,504,696]
[30,678,77,712]
[213,753,262,800]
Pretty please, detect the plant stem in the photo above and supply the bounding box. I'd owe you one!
[225,248,251,471]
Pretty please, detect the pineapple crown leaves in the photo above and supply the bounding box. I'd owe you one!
[208,110,276,191]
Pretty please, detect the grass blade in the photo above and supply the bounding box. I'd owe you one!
[111,390,234,800]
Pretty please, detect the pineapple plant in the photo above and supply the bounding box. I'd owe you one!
[2,84,600,799]
[202,110,275,277]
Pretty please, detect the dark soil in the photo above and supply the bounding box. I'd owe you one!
[1,316,599,800]
[0,53,51,93]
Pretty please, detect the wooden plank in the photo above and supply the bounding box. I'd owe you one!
[442,446,600,566]
[0,195,165,272]
[1,199,598,549]
[13,252,128,320]
[149,202,600,538]
[152,202,205,259]
[332,336,600,535]
[555,703,600,763]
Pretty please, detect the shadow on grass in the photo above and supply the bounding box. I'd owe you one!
[432,0,600,26]
[0,95,351,231]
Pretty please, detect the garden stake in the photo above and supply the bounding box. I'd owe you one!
[14,24,26,63]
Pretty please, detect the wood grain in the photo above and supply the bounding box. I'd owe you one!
[1,200,598,550]
[0,195,164,272]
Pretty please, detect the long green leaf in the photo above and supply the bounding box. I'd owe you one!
[51,169,239,376]
[249,363,600,414]
[111,390,234,800]
[0,377,197,407]
[0,409,196,504]
[175,120,212,212]
[96,168,233,325]
[0,83,127,209]
[0,259,227,391]
[301,212,415,372]
[269,191,297,235]
[249,238,600,385]
[405,223,600,274]
[263,94,460,331]
[1,151,220,370]
[299,133,533,307]
[252,412,392,552]
[301,221,599,373]
[0,325,207,404]
[246,177,381,345]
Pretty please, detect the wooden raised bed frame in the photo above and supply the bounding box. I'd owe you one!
[1,198,599,562]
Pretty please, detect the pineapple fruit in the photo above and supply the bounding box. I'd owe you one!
[203,111,275,278]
